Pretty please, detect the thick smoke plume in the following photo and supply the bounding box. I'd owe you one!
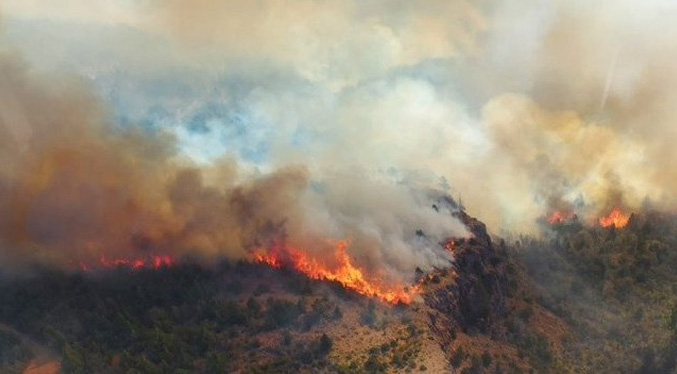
[0,50,302,268]
[141,0,677,232]
[0,36,464,279]
[1,0,677,274]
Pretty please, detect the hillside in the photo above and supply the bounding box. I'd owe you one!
[428,211,677,373]
[1,210,677,373]
[0,260,449,373]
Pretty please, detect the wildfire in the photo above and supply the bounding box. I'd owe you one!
[253,241,420,305]
[547,211,577,225]
[599,209,630,229]
[253,252,283,269]
[79,255,176,271]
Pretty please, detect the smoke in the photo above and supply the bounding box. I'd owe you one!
[1,0,677,274]
[132,0,677,233]
[467,0,677,230]
[0,50,299,267]
[151,0,484,86]
[0,35,464,279]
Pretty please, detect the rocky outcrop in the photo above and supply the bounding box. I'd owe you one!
[422,210,509,346]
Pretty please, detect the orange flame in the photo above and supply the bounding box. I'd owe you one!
[253,241,419,305]
[548,211,566,224]
[548,211,576,225]
[253,252,282,269]
[599,209,630,229]
[79,255,176,271]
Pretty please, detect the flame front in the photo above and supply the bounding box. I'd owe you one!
[548,211,566,224]
[79,255,176,271]
[254,241,419,305]
[599,209,630,229]
[547,211,577,225]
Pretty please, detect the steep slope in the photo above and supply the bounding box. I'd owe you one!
[420,210,544,373]
[421,210,677,374]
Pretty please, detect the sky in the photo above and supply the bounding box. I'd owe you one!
[1,0,677,275]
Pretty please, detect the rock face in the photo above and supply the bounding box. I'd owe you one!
[422,210,508,347]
